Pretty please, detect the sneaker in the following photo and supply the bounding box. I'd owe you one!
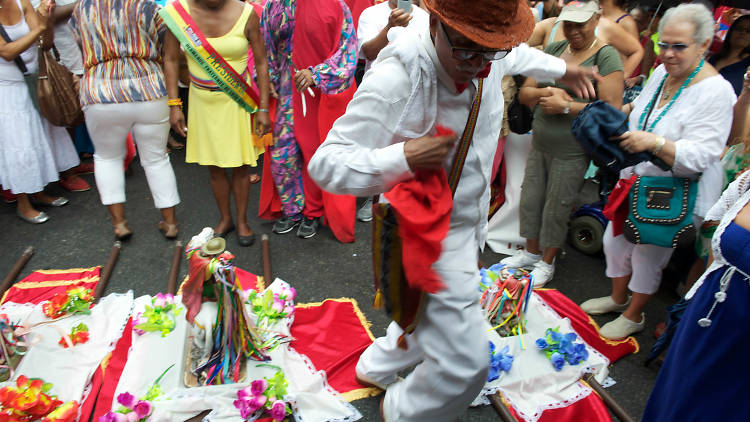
[580,295,631,315]
[357,198,373,222]
[530,260,555,287]
[74,162,95,174]
[500,250,542,269]
[272,216,301,234]
[599,313,645,339]
[297,216,319,239]
[59,175,91,192]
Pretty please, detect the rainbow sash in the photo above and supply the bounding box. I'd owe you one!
[159,1,259,114]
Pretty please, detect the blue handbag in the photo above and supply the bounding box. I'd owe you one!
[622,176,697,248]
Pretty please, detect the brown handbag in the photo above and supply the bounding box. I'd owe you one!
[37,46,83,127]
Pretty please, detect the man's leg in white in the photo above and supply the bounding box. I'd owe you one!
[356,321,424,388]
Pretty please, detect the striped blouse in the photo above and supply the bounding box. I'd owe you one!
[69,0,167,106]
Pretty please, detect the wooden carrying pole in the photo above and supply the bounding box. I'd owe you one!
[166,241,183,295]
[0,246,34,298]
[489,392,518,422]
[583,373,636,422]
[94,241,121,301]
[260,234,271,290]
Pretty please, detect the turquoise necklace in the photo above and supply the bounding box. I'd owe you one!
[638,58,704,132]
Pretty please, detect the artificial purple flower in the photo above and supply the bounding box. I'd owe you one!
[550,352,565,371]
[133,400,153,418]
[250,379,268,396]
[116,392,137,409]
[269,400,287,421]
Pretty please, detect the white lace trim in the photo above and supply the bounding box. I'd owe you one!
[501,384,593,422]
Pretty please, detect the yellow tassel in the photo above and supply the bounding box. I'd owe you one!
[373,289,385,309]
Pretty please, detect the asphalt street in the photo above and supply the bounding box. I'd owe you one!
[0,149,680,421]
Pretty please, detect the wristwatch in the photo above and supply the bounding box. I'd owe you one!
[563,102,571,115]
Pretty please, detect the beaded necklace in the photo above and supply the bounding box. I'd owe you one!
[638,58,704,132]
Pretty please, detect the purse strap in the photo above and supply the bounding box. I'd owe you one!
[0,24,29,75]
[447,78,484,197]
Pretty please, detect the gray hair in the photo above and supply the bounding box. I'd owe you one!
[658,3,715,45]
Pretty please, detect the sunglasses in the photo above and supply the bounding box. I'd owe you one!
[656,41,694,52]
[440,22,510,61]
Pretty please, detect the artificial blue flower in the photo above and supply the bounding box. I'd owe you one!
[550,352,565,371]
[548,329,562,344]
[488,263,505,273]
[497,345,514,372]
[535,338,548,350]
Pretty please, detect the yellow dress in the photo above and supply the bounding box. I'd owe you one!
[184,2,263,167]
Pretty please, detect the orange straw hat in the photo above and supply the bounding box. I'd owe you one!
[421,0,535,50]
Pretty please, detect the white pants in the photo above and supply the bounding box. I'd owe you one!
[602,215,702,295]
[84,98,179,208]
[356,268,488,421]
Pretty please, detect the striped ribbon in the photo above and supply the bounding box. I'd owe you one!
[447,78,484,196]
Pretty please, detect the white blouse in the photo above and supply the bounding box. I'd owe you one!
[623,64,737,219]
[686,171,750,300]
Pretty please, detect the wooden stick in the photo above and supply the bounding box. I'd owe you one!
[94,241,121,301]
[489,392,517,422]
[166,241,183,295]
[184,410,211,421]
[0,246,34,299]
[583,373,636,422]
[260,234,271,290]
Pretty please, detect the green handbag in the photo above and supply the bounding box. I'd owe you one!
[622,176,697,248]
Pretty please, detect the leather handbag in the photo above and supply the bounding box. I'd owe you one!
[37,46,83,127]
[622,176,698,248]
[371,79,484,344]
[507,75,533,134]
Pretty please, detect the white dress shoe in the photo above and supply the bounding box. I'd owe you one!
[599,313,645,339]
[580,295,631,315]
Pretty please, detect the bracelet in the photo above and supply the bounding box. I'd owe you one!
[257,108,269,113]
[652,136,666,155]
[167,98,183,107]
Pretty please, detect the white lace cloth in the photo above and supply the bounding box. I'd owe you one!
[0,292,134,403]
[471,292,609,422]
[112,279,361,422]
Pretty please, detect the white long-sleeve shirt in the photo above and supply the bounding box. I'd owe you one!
[309,28,566,273]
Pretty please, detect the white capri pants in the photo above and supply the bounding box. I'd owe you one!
[84,97,179,208]
[603,215,703,295]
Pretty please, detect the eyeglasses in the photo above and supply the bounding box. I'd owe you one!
[440,22,510,61]
[656,41,694,52]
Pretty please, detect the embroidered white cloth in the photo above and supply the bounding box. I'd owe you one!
[472,292,609,422]
[111,280,361,422]
[0,292,133,403]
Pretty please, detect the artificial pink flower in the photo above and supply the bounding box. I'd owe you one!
[271,300,284,313]
[237,387,252,400]
[124,412,139,422]
[98,412,125,422]
[234,399,252,419]
[269,400,286,421]
[248,394,267,411]
[153,293,168,308]
[283,306,294,316]
[116,392,137,409]
[133,400,153,418]
[250,379,268,396]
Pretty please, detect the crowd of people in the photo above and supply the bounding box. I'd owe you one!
[1,0,749,419]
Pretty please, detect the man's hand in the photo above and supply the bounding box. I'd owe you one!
[294,69,315,92]
[559,63,601,99]
[403,133,457,172]
[255,111,271,136]
[170,107,187,138]
[387,8,412,29]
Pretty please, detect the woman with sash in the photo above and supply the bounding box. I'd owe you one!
[261,0,358,241]
[162,0,271,247]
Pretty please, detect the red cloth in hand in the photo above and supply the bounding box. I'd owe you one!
[382,126,455,294]
[602,175,636,237]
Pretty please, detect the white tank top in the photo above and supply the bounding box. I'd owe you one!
[0,0,38,82]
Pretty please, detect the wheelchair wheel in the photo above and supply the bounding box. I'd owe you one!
[569,215,604,255]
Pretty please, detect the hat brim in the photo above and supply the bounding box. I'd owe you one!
[422,0,534,51]
[558,10,597,23]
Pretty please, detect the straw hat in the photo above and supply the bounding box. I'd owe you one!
[201,237,226,256]
[422,0,534,50]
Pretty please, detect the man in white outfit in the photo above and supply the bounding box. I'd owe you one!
[308,0,599,419]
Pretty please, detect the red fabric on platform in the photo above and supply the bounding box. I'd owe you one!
[290,299,375,395]
[535,289,639,363]
[87,318,134,421]
[2,267,100,304]
[602,175,636,237]
[508,387,613,422]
